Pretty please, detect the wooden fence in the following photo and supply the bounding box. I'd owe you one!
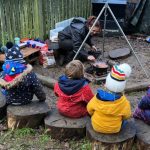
[0,0,91,45]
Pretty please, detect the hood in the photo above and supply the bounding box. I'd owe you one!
[71,17,86,30]
[94,93,127,115]
[58,75,87,95]
[0,64,32,89]
[96,89,122,101]
[2,61,27,76]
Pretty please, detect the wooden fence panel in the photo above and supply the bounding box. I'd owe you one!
[0,0,91,45]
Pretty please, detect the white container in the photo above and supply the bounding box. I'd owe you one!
[49,27,64,41]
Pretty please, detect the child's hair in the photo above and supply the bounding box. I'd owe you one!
[86,16,101,29]
[65,60,84,79]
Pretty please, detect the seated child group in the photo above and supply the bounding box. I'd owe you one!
[0,44,149,134]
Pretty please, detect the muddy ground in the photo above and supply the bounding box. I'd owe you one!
[34,35,150,112]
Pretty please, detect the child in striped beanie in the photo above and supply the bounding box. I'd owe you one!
[87,63,132,134]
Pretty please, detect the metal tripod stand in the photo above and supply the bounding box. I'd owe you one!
[73,3,149,78]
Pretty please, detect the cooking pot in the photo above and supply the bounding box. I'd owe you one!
[93,61,108,76]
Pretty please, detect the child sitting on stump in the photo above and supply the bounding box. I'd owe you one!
[133,87,150,125]
[0,45,46,105]
[54,60,94,118]
[87,63,132,134]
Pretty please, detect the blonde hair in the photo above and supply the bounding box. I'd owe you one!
[65,60,84,79]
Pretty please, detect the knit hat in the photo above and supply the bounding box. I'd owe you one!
[5,45,25,64]
[2,61,27,76]
[105,64,131,93]
[118,63,132,78]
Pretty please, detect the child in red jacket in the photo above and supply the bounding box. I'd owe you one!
[54,60,94,118]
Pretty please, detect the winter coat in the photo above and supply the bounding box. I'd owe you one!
[54,75,94,118]
[58,17,94,60]
[87,89,131,133]
[133,88,150,125]
[0,64,46,105]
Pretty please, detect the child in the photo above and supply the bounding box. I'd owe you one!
[54,60,94,118]
[87,63,132,134]
[133,87,150,125]
[0,45,46,105]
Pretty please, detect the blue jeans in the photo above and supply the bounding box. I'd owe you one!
[121,120,128,129]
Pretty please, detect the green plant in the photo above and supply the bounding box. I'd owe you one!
[14,128,35,137]
[39,134,50,144]
[80,139,91,150]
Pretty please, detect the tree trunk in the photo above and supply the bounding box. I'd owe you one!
[36,73,57,89]
[7,101,50,129]
[135,119,150,150]
[0,91,7,120]
[45,109,88,140]
[86,119,136,150]
[125,81,150,93]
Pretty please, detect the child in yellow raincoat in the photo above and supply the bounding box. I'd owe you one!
[87,64,132,134]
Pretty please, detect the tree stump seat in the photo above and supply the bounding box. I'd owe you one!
[135,119,150,150]
[109,48,131,59]
[44,108,88,140]
[0,92,7,120]
[7,101,50,129]
[86,118,136,150]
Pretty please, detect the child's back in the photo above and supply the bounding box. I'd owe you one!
[54,60,94,118]
[0,45,46,105]
[87,64,132,133]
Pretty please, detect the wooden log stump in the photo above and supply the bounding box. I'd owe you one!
[86,118,136,150]
[44,109,88,140]
[109,48,131,60]
[135,119,150,150]
[7,101,50,129]
[0,91,7,120]
[36,73,57,89]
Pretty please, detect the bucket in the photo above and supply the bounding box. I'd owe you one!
[14,37,20,45]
